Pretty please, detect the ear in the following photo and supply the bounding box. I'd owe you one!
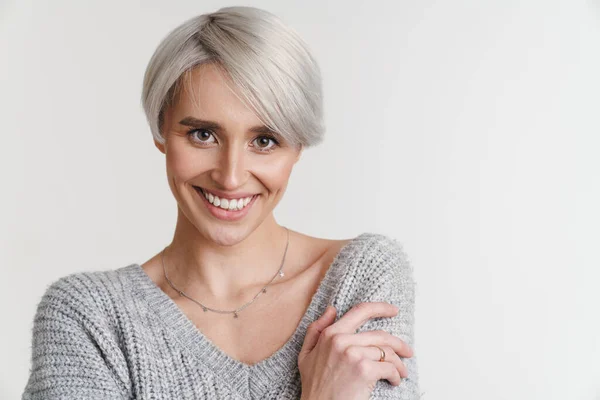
[154,138,166,154]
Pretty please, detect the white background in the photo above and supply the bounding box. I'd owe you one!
[1,1,599,399]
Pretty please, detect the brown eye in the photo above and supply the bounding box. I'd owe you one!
[253,135,279,152]
[187,129,216,144]
[257,137,270,147]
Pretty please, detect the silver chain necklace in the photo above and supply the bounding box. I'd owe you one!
[161,227,289,319]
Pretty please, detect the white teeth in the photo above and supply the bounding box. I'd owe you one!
[200,188,255,211]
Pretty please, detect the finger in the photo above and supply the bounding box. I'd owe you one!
[376,358,403,386]
[369,345,408,379]
[330,302,398,334]
[344,345,408,381]
[352,330,414,358]
[357,358,402,387]
[300,305,336,355]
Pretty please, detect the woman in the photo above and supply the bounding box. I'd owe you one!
[22,6,419,400]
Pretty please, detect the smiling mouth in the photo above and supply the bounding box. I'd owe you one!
[193,186,257,212]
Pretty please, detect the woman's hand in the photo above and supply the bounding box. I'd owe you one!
[298,302,414,400]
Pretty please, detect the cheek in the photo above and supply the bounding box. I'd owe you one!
[166,144,206,181]
[253,156,296,190]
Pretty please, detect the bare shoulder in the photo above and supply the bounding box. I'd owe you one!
[288,230,354,274]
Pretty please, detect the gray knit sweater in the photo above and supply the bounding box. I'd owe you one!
[22,233,419,399]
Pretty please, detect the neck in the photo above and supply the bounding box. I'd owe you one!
[163,208,290,303]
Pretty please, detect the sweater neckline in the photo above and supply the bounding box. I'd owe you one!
[124,232,370,398]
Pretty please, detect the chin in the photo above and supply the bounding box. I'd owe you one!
[200,224,255,247]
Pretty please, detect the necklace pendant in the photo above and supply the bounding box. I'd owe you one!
[233,312,238,318]
[262,288,267,293]
[279,271,285,277]
[202,306,207,312]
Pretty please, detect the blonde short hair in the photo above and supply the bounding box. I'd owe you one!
[141,6,324,148]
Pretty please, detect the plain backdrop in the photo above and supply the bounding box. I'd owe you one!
[1,0,599,399]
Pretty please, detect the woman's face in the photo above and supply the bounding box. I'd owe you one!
[156,63,302,246]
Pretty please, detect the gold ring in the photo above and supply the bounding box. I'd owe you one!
[375,345,385,362]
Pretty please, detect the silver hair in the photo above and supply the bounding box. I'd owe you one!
[141,6,324,148]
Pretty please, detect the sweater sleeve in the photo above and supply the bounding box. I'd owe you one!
[22,273,131,400]
[357,236,422,400]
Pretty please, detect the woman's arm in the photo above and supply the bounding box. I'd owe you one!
[22,274,131,400]
[358,237,422,400]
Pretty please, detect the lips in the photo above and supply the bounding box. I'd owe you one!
[193,186,255,205]
[193,185,257,221]
[193,186,257,200]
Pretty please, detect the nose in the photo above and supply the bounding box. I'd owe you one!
[209,141,248,190]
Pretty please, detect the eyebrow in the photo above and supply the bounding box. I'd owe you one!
[179,117,279,136]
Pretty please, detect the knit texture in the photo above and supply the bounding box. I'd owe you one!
[22,232,420,399]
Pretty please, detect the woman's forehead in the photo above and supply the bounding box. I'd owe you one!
[171,65,262,128]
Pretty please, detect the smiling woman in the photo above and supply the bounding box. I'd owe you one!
[153,63,304,236]
[22,5,420,400]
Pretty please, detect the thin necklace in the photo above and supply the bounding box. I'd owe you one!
[161,227,290,319]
